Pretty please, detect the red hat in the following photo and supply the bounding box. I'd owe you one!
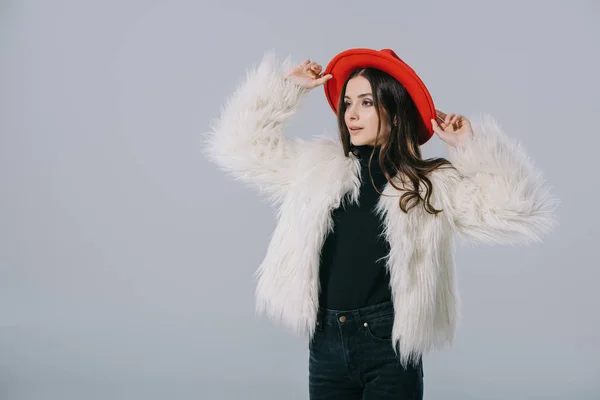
[323,48,435,145]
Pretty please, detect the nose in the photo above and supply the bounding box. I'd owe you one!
[347,105,358,121]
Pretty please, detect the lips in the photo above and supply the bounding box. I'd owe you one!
[349,127,363,135]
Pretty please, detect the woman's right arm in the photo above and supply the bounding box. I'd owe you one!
[203,51,331,205]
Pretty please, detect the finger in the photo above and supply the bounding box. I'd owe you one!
[450,115,459,126]
[311,64,323,74]
[307,61,319,71]
[305,61,319,72]
[460,116,471,128]
[313,74,333,86]
[445,113,455,125]
[434,115,448,129]
[304,65,319,78]
[431,119,444,135]
[436,109,447,120]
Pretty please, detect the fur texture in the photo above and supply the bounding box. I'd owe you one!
[203,52,559,366]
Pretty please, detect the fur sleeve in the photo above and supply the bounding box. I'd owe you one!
[202,51,307,205]
[442,114,559,245]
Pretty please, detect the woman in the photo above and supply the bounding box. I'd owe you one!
[204,48,557,399]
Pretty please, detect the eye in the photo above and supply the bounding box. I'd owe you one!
[345,99,373,107]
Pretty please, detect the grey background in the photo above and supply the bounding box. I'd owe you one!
[1,0,599,399]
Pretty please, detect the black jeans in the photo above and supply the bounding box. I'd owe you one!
[309,301,424,399]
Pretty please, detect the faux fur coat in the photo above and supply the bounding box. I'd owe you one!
[203,52,558,365]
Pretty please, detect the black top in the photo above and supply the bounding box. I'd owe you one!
[318,145,393,310]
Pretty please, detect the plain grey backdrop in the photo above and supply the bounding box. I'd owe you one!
[1,0,599,399]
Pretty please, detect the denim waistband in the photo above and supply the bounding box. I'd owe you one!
[316,301,394,329]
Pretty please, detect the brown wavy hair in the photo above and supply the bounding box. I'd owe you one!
[338,68,454,215]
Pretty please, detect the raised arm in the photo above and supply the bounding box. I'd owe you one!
[203,51,331,205]
[433,112,559,245]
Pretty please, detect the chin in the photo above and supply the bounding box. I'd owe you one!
[351,136,374,147]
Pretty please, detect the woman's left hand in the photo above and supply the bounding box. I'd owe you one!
[431,110,473,148]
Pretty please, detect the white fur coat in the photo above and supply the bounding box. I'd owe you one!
[203,52,558,366]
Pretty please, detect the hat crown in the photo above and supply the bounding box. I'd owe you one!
[380,48,400,60]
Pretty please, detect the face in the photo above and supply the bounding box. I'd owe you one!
[343,76,385,147]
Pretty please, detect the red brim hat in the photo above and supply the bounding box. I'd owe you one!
[323,48,435,145]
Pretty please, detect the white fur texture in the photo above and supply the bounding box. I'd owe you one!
[203,51,309,206]
[203,53,559,366]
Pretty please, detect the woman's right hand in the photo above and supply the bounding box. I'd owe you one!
[284,59,333,89]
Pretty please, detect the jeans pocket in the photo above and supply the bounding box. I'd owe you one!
[364,314,394,342]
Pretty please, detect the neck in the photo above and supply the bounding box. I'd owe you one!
[353,144,380,158]
[352,144,397,174]
[353,145,384,172]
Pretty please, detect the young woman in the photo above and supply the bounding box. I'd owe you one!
[204,48,557,399]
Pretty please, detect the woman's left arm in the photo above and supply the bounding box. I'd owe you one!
[432,111,559,245]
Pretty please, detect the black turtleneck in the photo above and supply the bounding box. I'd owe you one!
[318,145,393,310]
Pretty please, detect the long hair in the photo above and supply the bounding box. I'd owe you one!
[337,68,453,215]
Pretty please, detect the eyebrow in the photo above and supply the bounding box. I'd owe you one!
[344,93,372,99]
